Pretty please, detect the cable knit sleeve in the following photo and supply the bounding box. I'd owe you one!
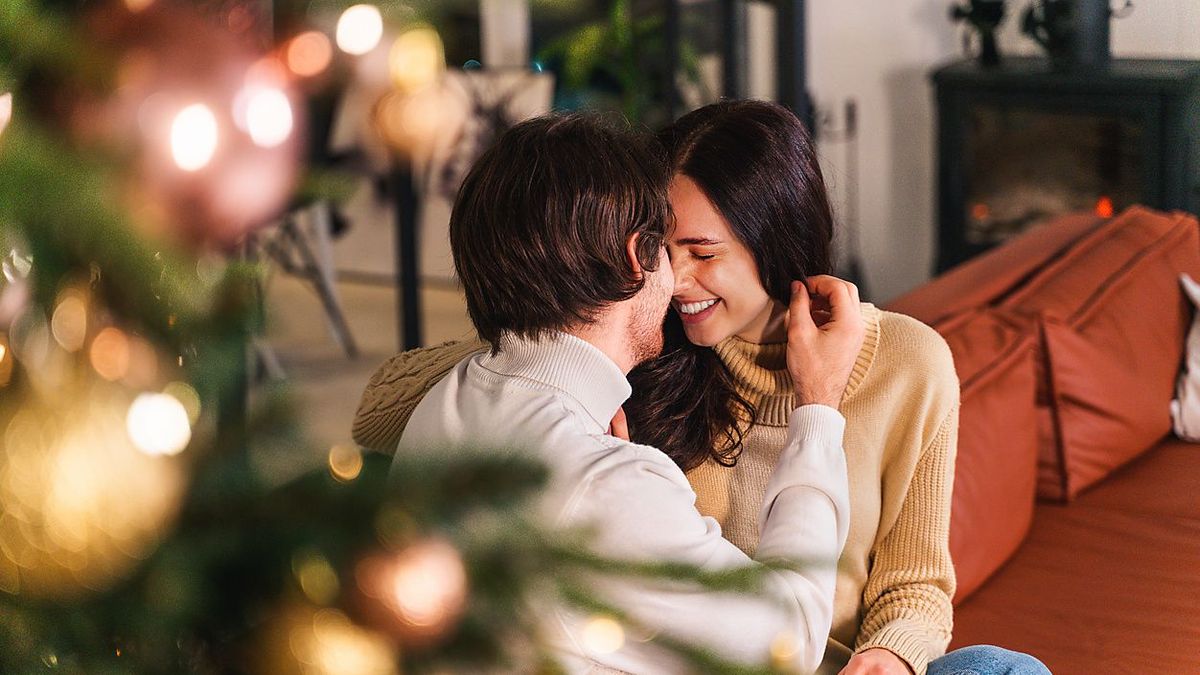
[352,339,488,453]
[853,405,959,675]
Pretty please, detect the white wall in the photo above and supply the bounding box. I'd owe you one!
[752,1,1200,303]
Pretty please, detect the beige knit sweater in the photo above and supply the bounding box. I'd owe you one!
[688,304,959,675]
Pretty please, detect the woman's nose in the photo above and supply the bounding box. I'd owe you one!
[671,259,693,292]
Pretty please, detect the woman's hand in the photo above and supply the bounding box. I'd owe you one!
[839,648,914,675]
[786,275,865,408]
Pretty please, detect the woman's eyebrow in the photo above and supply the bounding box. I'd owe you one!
[674,236,723,245]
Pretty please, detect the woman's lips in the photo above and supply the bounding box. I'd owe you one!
[676,299,720,325]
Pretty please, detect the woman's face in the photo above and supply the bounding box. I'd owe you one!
[667,175,785,346]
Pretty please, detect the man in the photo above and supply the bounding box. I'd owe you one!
[393,113,865,672]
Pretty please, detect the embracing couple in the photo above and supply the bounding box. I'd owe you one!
[354,101,1048,675]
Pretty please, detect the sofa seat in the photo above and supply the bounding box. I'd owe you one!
[950,438,1200,674]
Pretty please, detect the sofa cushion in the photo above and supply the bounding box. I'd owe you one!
[935,309,1039,603]
[1001,207,1200,500]
[887,212,1102,326]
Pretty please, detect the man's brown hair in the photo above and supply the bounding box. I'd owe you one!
[450,113,670,346]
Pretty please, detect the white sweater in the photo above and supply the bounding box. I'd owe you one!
[397,331,851,673]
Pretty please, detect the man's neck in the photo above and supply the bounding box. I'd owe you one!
[565,311,637,375]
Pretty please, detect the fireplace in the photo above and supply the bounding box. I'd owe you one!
[933,57,1200,272]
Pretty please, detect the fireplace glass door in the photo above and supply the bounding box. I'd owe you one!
[964,105,1144,245]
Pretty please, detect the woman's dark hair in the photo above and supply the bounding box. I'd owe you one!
[626,100,835,471]
[451,113,669,347]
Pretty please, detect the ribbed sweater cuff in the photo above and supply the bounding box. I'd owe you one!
[856,620,940,675]
[788,404,846,442]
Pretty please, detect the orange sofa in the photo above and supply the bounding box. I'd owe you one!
[886,206,1200,674]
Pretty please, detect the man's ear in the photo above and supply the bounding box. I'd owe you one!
[625,232,646,280]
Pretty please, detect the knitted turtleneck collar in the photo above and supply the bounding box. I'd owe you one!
[713,303,881,426]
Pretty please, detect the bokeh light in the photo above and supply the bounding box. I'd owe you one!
[126,392,192,456]
[769,631,800,669]
[124,0,155,12]
[0,391,186,598]
[300,609,397,675]
[0,92,11,138]
[328,444,364,482]
[244,87,293,148]
[581,615,625,655]
[287,31,333,78]
[170,103,218,171]
[90,326,131,381]
[293,550,340,605]
[357,538,468,642]
[50,290,88,353]
[336,5,384,56]
[388,26,445,94]
[162,381,201,425]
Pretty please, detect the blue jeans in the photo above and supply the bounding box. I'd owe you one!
[927,645,1051,675]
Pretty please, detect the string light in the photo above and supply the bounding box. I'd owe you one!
[170,104,218,171]
[286,31,333,78]
[336,5,384,56]
[126,392,192,456]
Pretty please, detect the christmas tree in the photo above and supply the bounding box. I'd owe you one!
[0,2,793,672]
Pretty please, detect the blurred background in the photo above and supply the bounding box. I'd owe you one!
[0,1,1198,672]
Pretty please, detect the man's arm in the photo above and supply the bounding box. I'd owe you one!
[565,404,849,673]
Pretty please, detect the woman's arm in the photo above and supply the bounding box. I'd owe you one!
[853,407,959,675]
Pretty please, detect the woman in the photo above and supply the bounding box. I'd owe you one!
[625,100,1047,675]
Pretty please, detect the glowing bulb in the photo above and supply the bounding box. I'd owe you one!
[287,31,333,77]
[244,88,293,148]
[0,93,11,138]
[0,343,6,362]
[337,5,383,56]
[126,392,191,456]
[170,104,218,171]
[581,616,625,655]
[329,444,364,482]
[389,26,445,94]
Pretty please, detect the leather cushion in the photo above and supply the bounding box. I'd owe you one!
[934,309,1039,604]
[1000,207,1200,500]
